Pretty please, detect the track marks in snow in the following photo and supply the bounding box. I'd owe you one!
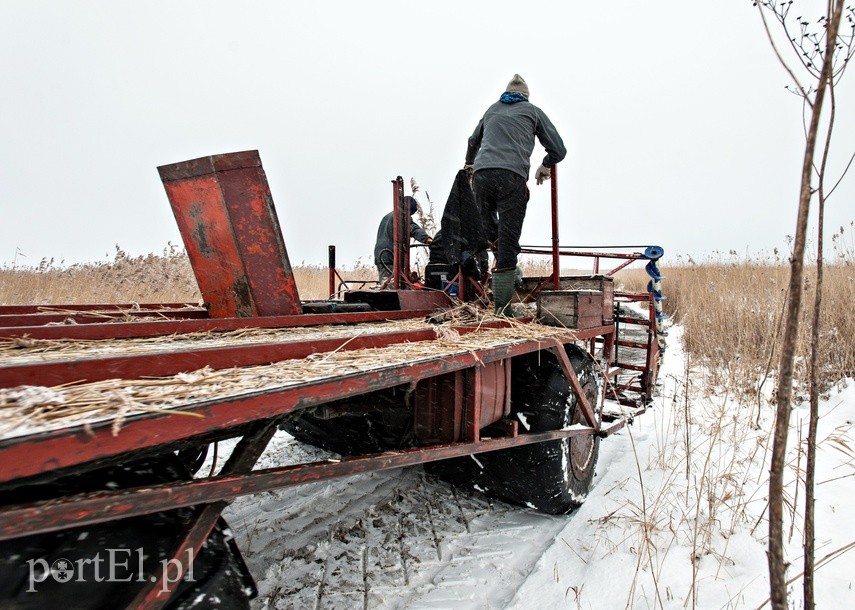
[223,432,572,610]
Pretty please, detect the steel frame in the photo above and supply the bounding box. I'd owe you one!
[0,324,612,484]
[0,321,641,598]
[0,153,664,608]
[0,292,657,609]
[0,425,597,543]
[0,320,633,610]
[0,308,437,341]
[0,385,650,610]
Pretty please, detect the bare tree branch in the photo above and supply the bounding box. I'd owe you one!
[756,2,812,100]
[765,3,847,609]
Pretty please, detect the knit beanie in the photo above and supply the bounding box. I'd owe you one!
[505,74,529,98]
[404,196,418,215]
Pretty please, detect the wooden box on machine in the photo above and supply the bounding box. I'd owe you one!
[536,289,606,329]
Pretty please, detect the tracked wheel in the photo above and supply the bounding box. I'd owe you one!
[426,344,602,514]
[0,454,256,609]
[279,387,415,455]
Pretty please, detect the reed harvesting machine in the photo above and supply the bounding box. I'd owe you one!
[0,150,666,608]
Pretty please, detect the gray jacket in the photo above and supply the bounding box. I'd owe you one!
[373,212,430,264]
[465,99,566,180]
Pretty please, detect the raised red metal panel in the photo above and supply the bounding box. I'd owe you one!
[158,150,301,318]
[160,165,251,317]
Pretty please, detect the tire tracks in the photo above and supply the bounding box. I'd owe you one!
[224,432,574,610]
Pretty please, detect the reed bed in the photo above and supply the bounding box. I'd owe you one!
[0,250,580,306]
[615,251,855,397]
[4,236,854,399]
[0,245,202,305]
[0,247,378,304]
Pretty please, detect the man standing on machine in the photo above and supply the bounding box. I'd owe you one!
[464,74,566,316]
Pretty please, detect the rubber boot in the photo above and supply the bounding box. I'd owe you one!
[513,265,524,288]
[492,269,516,317]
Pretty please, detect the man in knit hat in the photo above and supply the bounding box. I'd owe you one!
[373,195,433,283]
[464,74,566,316]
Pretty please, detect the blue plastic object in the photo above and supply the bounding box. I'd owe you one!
[645,260,664,281]
[646,281,667,301]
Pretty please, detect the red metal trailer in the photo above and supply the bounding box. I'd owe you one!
[0,151,665,609]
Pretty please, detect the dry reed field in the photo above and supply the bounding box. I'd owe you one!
[0,250,556,305]
[614,228,855,398]
[3,238,854,395]
[1,245,203,305]
[0,245,362,306]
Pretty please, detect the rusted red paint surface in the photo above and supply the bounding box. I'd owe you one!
[158,150,301,318]
[0,308,207,327]
[0,427,598,542]
[0,309,436,341]
[0,329,583,485]
[162,171,250,317]
[0,320,514,388]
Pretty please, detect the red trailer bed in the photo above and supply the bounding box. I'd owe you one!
[0,150,666,609]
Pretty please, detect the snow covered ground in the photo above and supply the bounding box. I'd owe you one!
[221,326,855,609]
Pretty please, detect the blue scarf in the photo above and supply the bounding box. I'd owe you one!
[500,92,528,104]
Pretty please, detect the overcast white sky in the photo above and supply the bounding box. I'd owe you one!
[1,1,853,269]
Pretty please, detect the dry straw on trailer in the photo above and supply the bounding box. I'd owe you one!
[0,315,576,441]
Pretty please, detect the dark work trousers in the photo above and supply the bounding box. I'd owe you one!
[472,168,530,271]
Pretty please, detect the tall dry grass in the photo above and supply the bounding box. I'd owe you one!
[0,245,202,305]
[0,246,379,305]
[615,226,855,396]
[4,234,853,395]
[591,223,855,608]
[0,246,563,306]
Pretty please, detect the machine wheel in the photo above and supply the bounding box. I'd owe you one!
[426,344,602,514]
[0,454,256,609]
[280,387,415,455]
